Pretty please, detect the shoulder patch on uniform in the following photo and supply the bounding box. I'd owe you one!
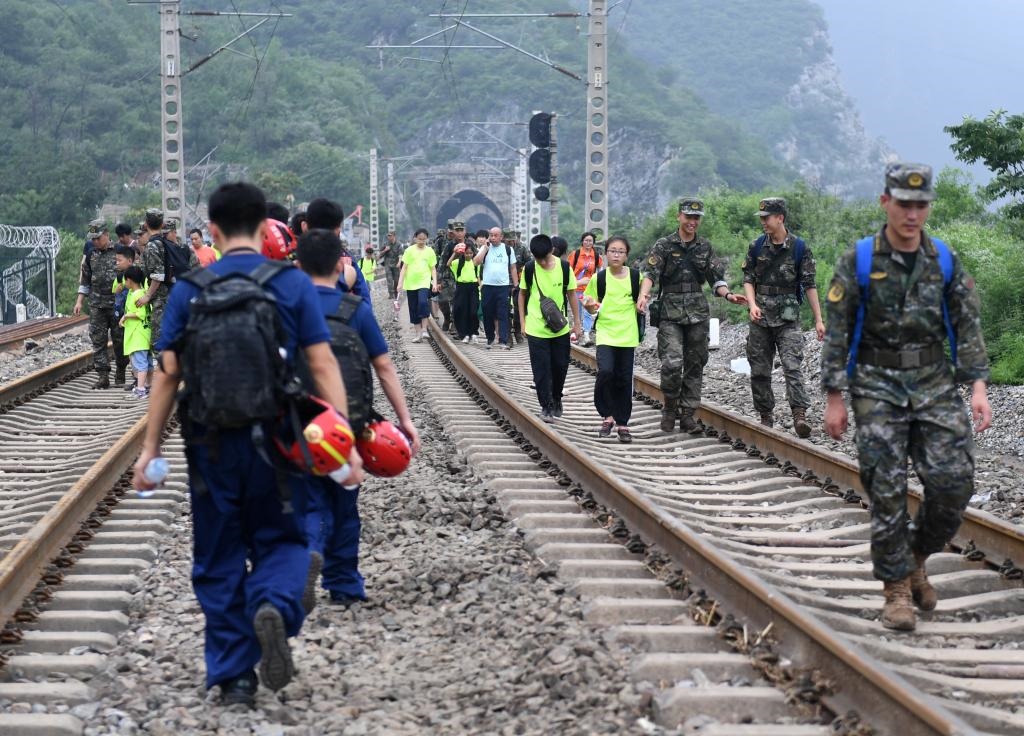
[827,283,844,303]
[647,256,658,265]
[869,271,887,280]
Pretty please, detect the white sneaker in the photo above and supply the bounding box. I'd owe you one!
[470,335,479,344]
[421,330,430,340]
[462,336,470,344]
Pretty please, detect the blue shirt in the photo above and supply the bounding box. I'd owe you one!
[315,285,388,359]
[157,251,330,357]
[338,262,371,300]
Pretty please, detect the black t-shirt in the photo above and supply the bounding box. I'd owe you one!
[897,249,918,273]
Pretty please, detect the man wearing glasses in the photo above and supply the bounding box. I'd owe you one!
[637,197,746,433]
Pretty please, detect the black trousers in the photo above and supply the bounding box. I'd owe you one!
[527,333,570,412]
[594,345,635,425]
[452,282,480,339]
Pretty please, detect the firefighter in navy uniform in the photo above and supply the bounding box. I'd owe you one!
[822,162,992,631]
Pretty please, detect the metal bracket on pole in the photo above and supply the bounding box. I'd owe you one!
[160,2,185,226]
[585,0,609,243]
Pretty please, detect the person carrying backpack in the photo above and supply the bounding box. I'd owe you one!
[821,162,991,632]
[138,209,199,350]
[474,226,519,349]
[294,229,421,607]
[517,234,583,423]
[133,182,361,707]
[581,236,644,443]
[569,232,604,346]
[741,197,825,437]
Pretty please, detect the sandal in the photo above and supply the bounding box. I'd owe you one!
[599,419,614,437]
[616,426,633,444]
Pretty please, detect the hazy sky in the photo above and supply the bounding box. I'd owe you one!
[816,0,1024,183]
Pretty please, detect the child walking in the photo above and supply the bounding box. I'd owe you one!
[119,265,152,398]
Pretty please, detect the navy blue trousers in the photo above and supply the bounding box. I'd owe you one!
[305,479,366,600]
[480,284,511,345]
[186,429,311,689]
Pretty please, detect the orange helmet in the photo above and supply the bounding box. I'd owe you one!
[262,218,297,260]
[357,418,412,477]
[277,395,356,476]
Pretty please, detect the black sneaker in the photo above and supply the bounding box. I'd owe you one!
[219,671,258,708]
[541,409,555,424]
[329,592,366,608]
[253,603,294,692]
[598,419,614,437]
[552,400,563,418]
[302,551,323,614]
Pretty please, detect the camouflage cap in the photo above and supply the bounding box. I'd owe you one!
[451,221,465,230]
[446,219,455,229]
[502,229,513,238]
[161,219,178,233]
[678,197,705,217]
[756,197,787,217]
[885,162,936,201]
[145,207,164,217]
[86,218,108,238]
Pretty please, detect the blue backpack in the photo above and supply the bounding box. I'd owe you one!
[751,235,806,304]
[845,235,957,377]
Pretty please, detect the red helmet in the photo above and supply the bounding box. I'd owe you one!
[357,419,412,477]
[277,395,356,476]
[262,219,297,260]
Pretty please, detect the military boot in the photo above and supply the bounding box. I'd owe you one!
[660,400,678,433]
[880,578,916,631]
[759,413,774,428]
[92,371,110,390]
[678,411,699,433]
[792,407,811,438]
[114,365,127,386]
[910,554,937,611]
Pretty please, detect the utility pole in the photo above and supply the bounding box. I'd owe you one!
[160,2,185,225]
[549,114,559,237]
[586,0,609,243]
[386,161,396,236]
[369,148,379,248]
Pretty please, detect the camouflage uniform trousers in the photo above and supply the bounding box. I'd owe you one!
[88,306,127,374]
[853,386,974,582]
[385,266,401,300]
[657,320,709,412]
[746,320,810,415]
[149,294,167,353]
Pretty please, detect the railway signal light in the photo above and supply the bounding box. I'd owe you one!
[529,148,551,185]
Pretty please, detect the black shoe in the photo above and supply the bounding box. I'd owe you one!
[253,603,294,692]
[598,419,614,438]
[540,409,555,424]
[114,367,126,386]
[302,551,323,614]
[329,592,366,608]
[552,400,563,418]
[617,426,633,444]
[219,671,258,707]
[678,413,699,433]
[92,373,110,390]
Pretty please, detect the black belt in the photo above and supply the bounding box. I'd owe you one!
[859,343,945,370]
[755,285,795,296]
[661,282,702,294]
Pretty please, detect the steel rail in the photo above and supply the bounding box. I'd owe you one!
[0,412,146,627]
[431,322,974,735]
[0,350,93,408]
[570,345,1024,568]
[0,316,88,351]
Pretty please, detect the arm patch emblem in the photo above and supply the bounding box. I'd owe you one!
[827,283,845,303]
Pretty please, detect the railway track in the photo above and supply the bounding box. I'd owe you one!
[0,317,88,352]
[419,321,1024,735]
[0,353,187,736]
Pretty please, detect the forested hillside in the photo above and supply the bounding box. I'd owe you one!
[0,0,876,231]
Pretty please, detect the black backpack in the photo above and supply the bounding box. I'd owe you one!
[154,234,193,285]
[595,267,646,341]
[176,261,295,428]
[298,293,374,435]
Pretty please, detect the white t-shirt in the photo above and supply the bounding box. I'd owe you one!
[480,243,512,286]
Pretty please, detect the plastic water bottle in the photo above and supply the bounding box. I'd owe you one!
[140,457,169,498]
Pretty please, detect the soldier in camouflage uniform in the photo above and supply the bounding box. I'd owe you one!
[509,230,530,342]
[822,163,992,631]
[435,221,464,333]
[742,198,825,438]
[139,209,198,350]
[638,198,747,432]
[73,222,128,388]
[380,230,403,300]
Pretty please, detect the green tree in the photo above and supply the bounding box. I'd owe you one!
[945,110,1024,218]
